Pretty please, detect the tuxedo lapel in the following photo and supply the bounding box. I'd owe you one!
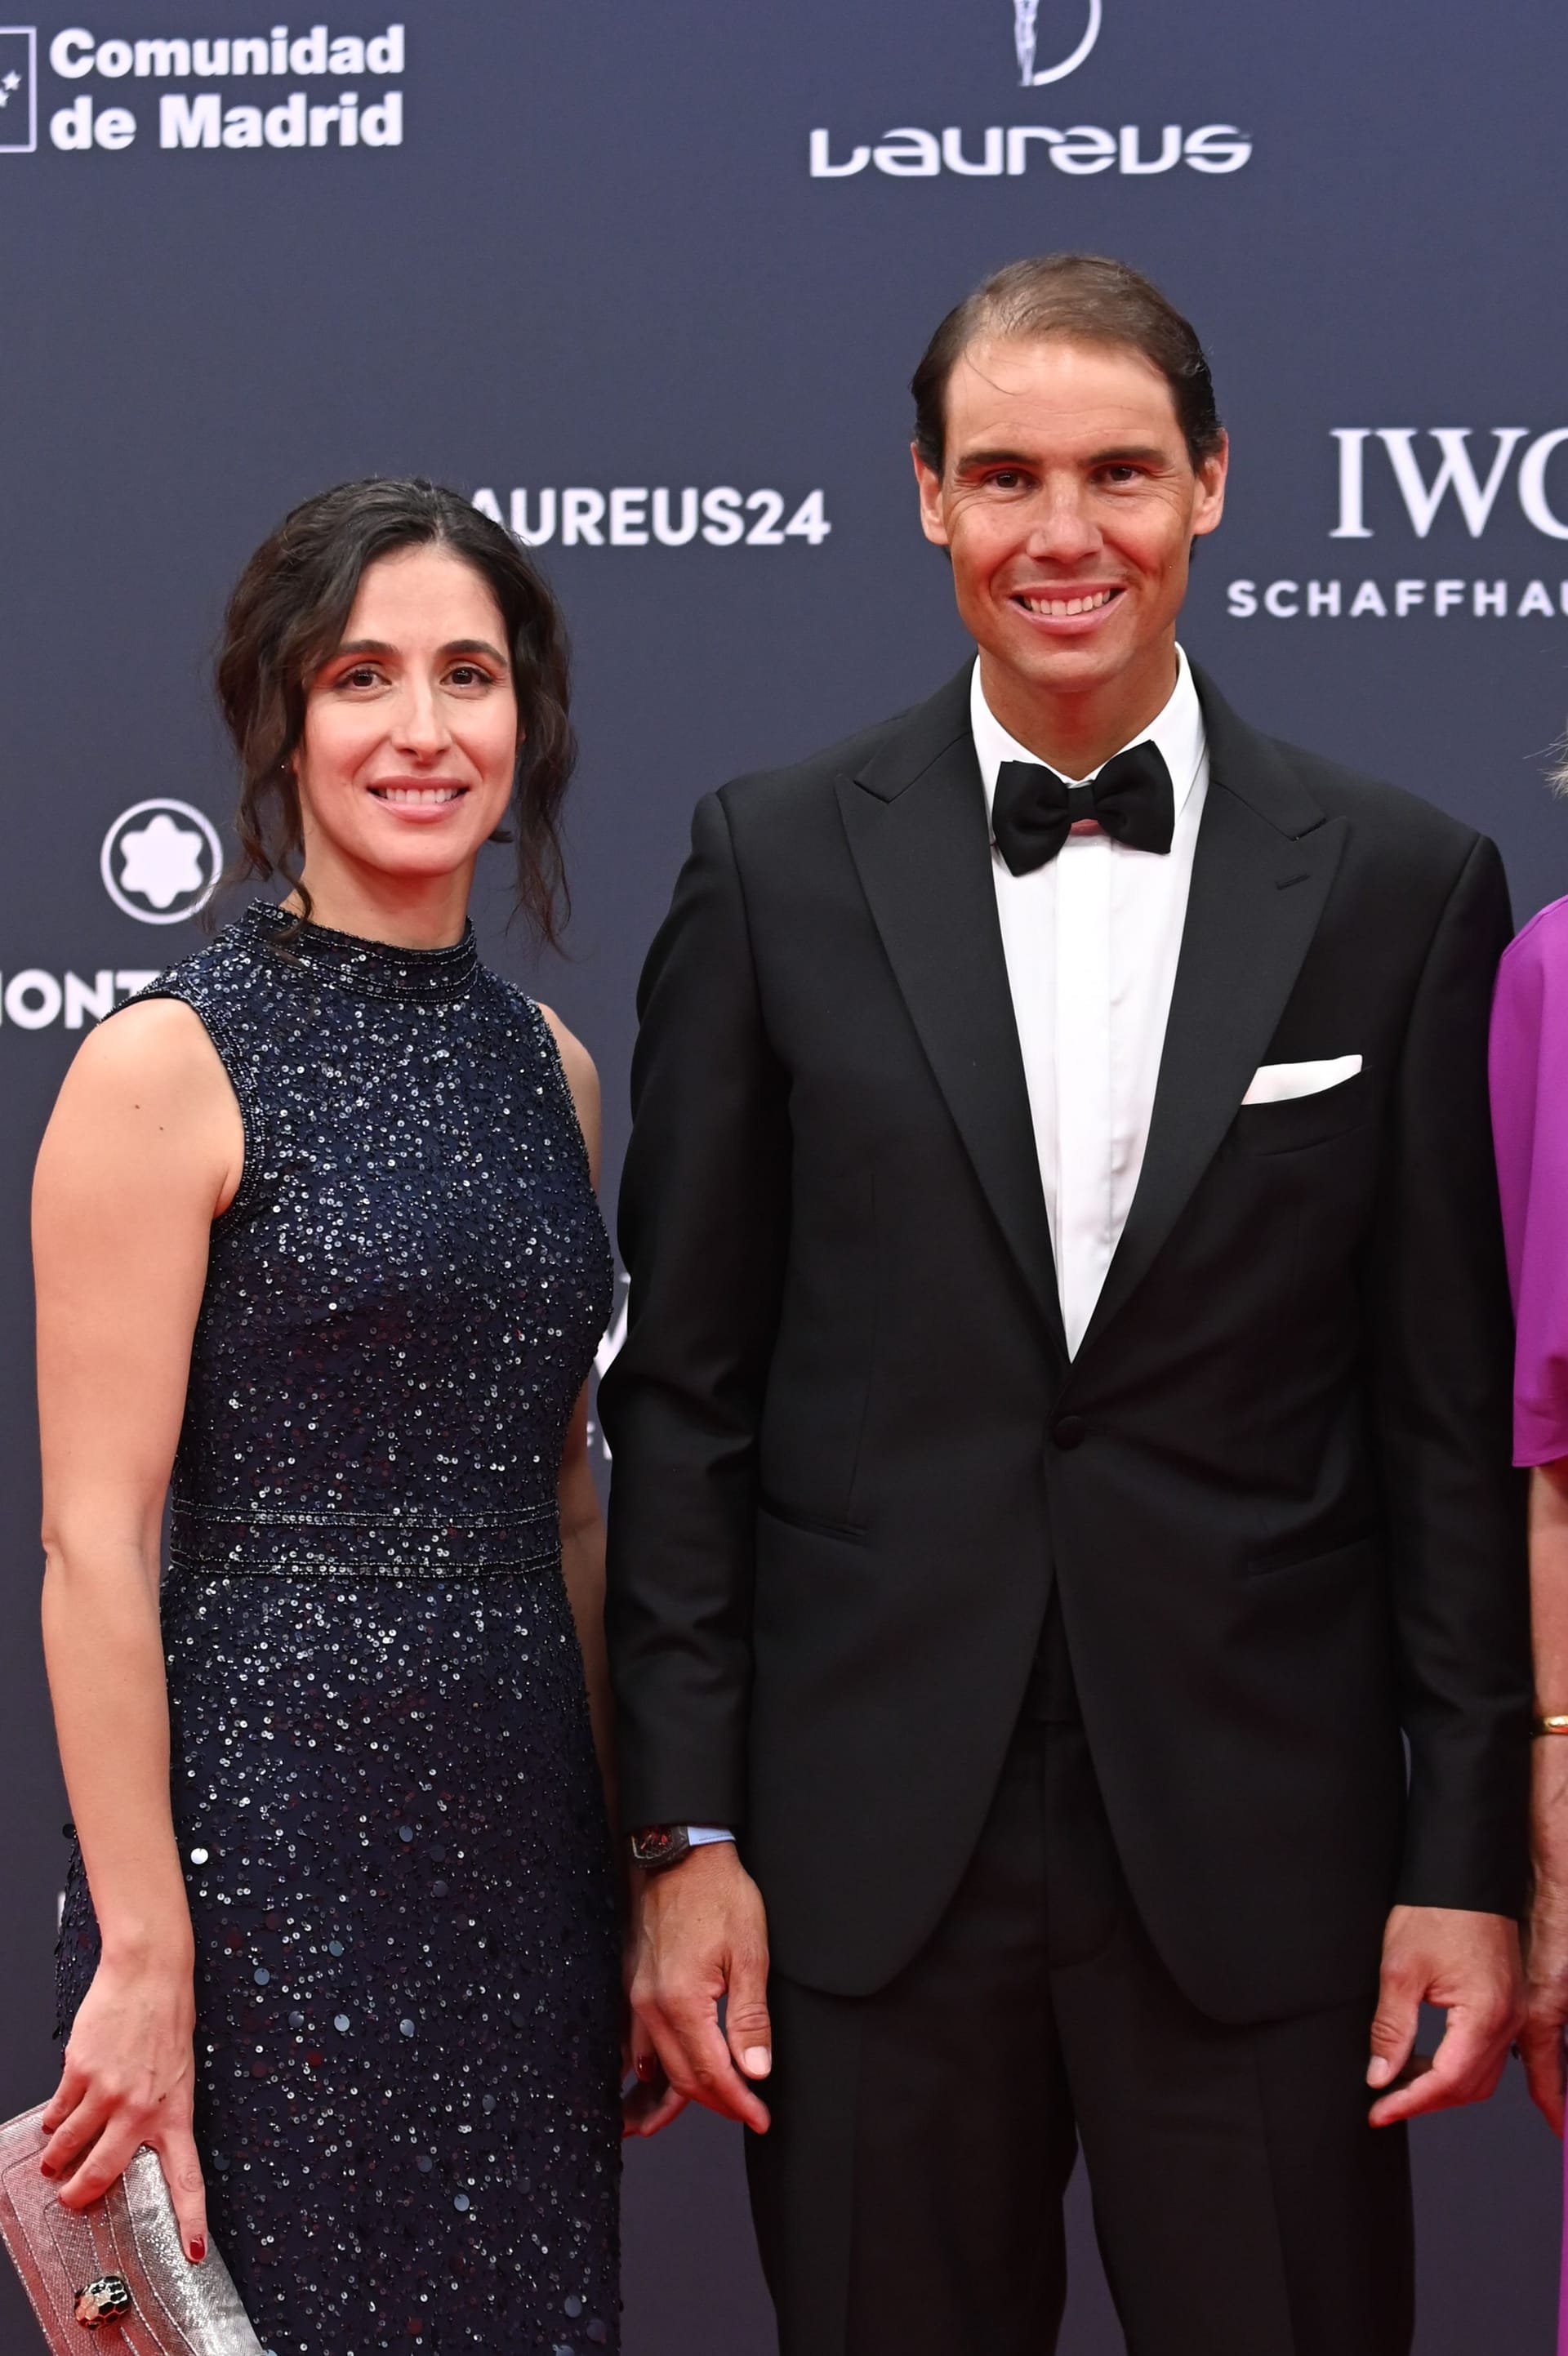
[1070,669,1347,1367]
[836,670,1067,1360]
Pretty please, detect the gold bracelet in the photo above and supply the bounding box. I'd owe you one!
[1534,1714,1568,1736]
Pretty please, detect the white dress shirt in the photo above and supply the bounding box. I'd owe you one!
[971,648,1209,1357]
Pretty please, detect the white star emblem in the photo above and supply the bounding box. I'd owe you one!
[2,71,20,91]
[117,813,208,909]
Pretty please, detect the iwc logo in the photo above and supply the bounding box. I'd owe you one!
[1225,425,1568,628]
[1011,0,1101,87]
[100,798,222,924]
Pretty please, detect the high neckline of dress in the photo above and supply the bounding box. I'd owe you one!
[243,900,480,1002]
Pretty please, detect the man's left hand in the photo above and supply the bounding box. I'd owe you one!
[1365,1904,1524,2127]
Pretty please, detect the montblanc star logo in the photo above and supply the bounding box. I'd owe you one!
[100,799,223,924]
[118,813,207,906]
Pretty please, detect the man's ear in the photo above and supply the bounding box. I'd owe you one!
[1191,431,1229,541]
[912,443,951,550]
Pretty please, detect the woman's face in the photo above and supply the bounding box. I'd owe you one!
[293,544,519,889]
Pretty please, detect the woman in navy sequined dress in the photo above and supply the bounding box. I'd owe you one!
[33,481,630,2354]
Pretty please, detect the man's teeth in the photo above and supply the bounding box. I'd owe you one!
[1019,590,1116,617]
[374,786,465,805]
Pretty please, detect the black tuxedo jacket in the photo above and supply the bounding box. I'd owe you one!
[599,663,1530,2021]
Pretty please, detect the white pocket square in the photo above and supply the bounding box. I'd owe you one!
[1242,1055,1363,1106]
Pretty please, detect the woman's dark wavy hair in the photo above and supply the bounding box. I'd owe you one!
[216,476,575,942]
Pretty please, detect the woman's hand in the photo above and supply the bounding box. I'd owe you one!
[41,1952,208,2261]
[1521,1735,1568,2135]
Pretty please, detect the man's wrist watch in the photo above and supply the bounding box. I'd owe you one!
[629,1824,694,1874]
[629,1824,736,1873]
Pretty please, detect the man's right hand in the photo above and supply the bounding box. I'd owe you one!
[627,1842,773,2133]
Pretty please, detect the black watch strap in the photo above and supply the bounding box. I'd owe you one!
[629,1824,693,1874]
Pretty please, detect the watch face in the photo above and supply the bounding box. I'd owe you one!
[630,1825,688,1869]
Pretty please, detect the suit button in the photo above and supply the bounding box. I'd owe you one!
[1052,1414,1086,1450]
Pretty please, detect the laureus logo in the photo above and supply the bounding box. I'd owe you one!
[808,0,1247,183]
[1012,0,1102,87]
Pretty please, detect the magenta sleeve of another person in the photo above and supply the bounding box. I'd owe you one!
[1490,894,1568,1467]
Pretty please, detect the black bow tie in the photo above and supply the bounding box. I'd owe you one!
[991,741,1176,875]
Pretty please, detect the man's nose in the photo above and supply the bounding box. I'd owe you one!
[1026,488,1101,563]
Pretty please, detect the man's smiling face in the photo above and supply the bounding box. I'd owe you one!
[914,335,1227,733]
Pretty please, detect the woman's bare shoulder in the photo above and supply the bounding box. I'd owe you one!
[56,996,231,1117]
[536,1004,599,1097]
[536,1005,602,1176]
[39,997,243,1216]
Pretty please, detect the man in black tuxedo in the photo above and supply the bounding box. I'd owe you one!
[599,255,1530,2353]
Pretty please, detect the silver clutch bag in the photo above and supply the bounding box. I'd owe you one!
[0,2108,263,2353]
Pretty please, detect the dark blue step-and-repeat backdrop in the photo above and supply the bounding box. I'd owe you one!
[3,2,1566,2347]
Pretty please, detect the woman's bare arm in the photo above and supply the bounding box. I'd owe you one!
[538,1007,617,1809]
[559,1386,617,1819]
[33,998,242,2249]
[1521,1456,1568,2133]
[537,1009,688,2137]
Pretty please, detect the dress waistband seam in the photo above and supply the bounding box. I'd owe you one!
[169,1504,557,1529]
[165,1546,562,1580]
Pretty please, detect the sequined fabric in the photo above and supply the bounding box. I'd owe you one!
[56,902,621,2356]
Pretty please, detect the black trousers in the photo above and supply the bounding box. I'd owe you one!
[746,1637,1414,2356]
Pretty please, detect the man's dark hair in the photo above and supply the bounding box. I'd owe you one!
[911,252,1224,478]
[216,476,575,943]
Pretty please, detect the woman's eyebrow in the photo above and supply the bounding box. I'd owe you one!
[330,638,508,662]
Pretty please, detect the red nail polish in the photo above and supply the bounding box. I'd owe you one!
[189,2238,206,2264]
[38,2165,56,2180]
